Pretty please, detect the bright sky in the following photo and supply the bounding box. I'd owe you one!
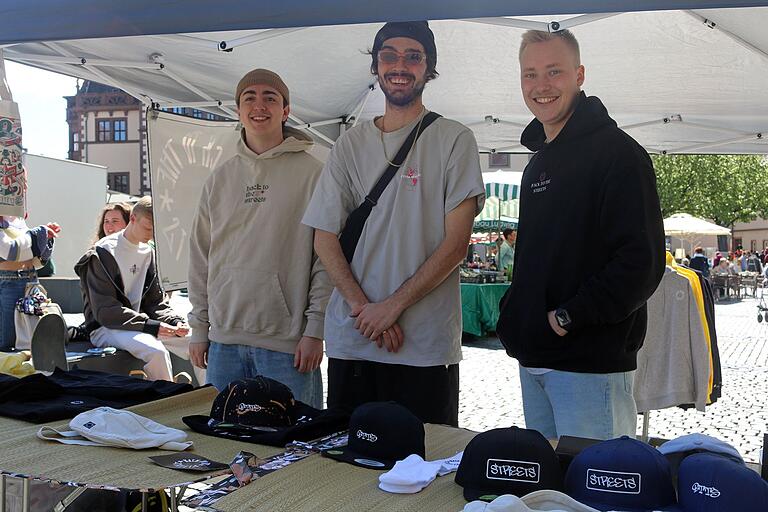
[4,61,79,159]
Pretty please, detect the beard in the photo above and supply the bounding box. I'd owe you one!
[379,72,426,107]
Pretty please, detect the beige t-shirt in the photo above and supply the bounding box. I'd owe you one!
[302,113,485,366]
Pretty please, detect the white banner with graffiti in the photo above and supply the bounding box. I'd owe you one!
[0,51,26,217]
[148,110,239,290]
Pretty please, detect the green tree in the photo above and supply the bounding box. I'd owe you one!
[652,154,768,228]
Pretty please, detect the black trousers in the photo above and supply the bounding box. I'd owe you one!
[327,358,459,427]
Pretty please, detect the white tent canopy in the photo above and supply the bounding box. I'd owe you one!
[663,213,731,236]
[3,5,768,153]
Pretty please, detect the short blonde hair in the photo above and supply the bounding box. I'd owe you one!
[131,195,153,220]
[519,29,581,65]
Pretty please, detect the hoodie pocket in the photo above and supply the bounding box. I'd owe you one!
[208,268,294,336]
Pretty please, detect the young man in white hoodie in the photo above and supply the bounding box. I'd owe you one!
[188,69,330,407]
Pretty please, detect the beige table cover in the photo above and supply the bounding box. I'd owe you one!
[0,386,285,491]
[215,423,478,512]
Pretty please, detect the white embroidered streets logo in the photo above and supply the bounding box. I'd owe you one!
[531,171,551,194]
[586,469,641,494]
[486,459,540,483]
[236,403,264,415]
[244,183,269,204]
[691,483,720,498]
[401,167,421,189]
[356,430,378,443]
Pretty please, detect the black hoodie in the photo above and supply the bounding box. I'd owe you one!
[496,92,665,373]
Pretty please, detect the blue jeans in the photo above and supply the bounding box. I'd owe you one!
[0,270,37,351]
[206,342,323,408]
[518,366,637,440]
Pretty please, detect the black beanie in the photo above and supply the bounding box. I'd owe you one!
[372,21,437,61]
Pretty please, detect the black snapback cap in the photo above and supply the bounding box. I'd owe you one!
[455,426,563,501]
[209,376,295,430]
[322,401,425,470]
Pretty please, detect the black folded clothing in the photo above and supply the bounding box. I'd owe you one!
[0,368,193,423]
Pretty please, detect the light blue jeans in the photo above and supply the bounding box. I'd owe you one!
[0,269,37,351]
[518,366,637,440]
[206,342,323,409]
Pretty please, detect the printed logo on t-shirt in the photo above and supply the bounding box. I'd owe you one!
[586,469,641,494]
[531,171,551,194]
[691,482,720,498]
[400,167,421,189]
[486,458,540,483]
[244,183,269,204]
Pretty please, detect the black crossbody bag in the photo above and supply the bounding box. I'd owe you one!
[339,111,441,263]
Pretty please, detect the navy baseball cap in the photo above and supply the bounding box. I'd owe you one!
[564,436,677,511]
[454,426,563,502]
[674,453,768,511]
[659,433,745,482]
[321,402,425,470]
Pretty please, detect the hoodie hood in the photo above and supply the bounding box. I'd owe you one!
[520,92,617,152]
[238,125,314,160]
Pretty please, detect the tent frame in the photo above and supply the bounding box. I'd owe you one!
[6,11,766,153]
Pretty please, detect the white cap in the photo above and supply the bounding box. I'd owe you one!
[37,407,192,451]
[461,491,600,512]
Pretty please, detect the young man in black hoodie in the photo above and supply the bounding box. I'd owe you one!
[496,30,665,440]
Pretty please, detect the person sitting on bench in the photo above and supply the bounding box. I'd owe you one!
[75,196,187,381]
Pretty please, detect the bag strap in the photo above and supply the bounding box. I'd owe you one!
[338,112,441,262]
[364,111,441,207]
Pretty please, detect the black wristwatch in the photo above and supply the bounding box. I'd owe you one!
[554,308,572,330]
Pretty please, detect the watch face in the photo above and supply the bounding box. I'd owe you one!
[556,309,571,327]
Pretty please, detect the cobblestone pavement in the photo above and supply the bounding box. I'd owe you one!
[456,293,768,463]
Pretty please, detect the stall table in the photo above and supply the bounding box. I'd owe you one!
[0,386,479,512]
[214,423,477,512]
[0,387,285,509]
[460,282,509,337]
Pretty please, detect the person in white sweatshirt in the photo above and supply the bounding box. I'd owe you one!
[187,69,331,407]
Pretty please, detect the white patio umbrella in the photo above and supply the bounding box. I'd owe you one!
[663,213,731,237]
[663,213,731,255]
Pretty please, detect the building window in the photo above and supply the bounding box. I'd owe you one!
[171,107,184,114]
[108,172,130,193]
[763,240,768,250]
[488,153,511,168]
[96,119,112,142]
[734,238,743,251]
[70,132,80,152]
[113,119,127,141]
[192,109,204,119]
[206,112,216,120]
[751,240,757,252]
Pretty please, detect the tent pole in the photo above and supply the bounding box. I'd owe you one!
[669,133,763,154]
[218,28,307,51]
[685,11,768,63]
[289,113,335,146]
[43,42,153,106]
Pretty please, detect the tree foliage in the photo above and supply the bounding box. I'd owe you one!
[652,154,768,227]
